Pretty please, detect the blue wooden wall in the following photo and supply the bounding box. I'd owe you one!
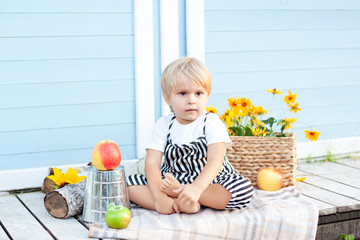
[0,1,136,170]
[204,0,360,142]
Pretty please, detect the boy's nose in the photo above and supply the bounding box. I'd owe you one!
[188,95,196,104]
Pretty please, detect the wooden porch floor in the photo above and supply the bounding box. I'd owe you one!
[1,157,360,240]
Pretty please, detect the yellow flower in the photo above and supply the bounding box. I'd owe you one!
[47,167,66,187]
[228,97,240,110]
[252,117,265,127]
[304,130,320,141]
[47,167,86,188]
[221,109,235,127]
[284,90,298,105]
[289,102,302,113]
[282,118,297,130]
[238,97,253,112]
[252,106,267,116]
[206,106,218,114]
[63,167,86,184]
[251,127,269,137]
[267,88,283,95]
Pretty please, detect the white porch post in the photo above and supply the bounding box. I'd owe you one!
[134,0,155,158]
[160,0,179,116]
[186,0,205,63]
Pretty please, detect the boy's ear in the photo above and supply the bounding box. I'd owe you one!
[163,93,170,105]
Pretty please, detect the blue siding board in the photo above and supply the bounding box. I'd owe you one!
[206,49,360,73]
[0,13,133,37]
[0,58,134,84]
[0,80,134,108]
[206,30,360,52]
[0,124,135,156]
[2,0,133,12]
[211,68,360,94]
[0,36,134,60]
[0,102,135,132]
[205,0,360,10]
[205,11,360,31]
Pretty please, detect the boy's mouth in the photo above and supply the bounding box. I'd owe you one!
[186,109,197,112]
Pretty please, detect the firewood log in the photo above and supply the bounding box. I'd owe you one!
[44,180,86,219]
[43,166,88,219]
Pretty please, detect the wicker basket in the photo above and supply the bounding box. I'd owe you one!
[227,133,297,187]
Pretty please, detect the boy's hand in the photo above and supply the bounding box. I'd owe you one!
[155,196,180,214]
[175,183,203,206]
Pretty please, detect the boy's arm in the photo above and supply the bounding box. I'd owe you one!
[177,142,225,203]
[145,149,166,200]
[145,149,179,214]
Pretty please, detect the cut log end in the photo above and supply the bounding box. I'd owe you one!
[44,191,69,219]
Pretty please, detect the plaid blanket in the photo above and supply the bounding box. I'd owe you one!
[88,187,319,240]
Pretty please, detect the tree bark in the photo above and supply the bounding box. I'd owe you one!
[44,180,86,219]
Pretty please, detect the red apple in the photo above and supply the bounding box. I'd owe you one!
[92,140,121,170]
[105,204,132,229]
[257,168,284,191]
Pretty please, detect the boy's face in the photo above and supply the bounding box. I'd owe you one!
[164,80,209,125]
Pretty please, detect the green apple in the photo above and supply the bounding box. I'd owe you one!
[105,204,131,229]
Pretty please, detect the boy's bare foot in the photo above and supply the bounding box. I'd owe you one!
[175,198,201,214]
[160,173,183,198]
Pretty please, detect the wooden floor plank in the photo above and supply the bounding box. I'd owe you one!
[336,158,360,169]
[0,195,53,240]
[299,194,337,216]
[297,161,360,188]
[18,192,90,240]
[0,222,10,240]
[297,170,360,200]
[296,181,360,213]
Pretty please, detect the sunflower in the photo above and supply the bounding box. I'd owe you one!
[228,97,240,111]
[63,167,86,184]
[289,102,302,113]
[282,118,297,130]
[47,167,67,188]
[304,130,321,141]
[252,106,267,116]
[267,88,283,95]
[252,117,265,127]
[284,90,298,105]
[238,97,253,112]
[47,167,86,188]
[251,127,270,137]
[206,106,218,114]
[221,109,235,127]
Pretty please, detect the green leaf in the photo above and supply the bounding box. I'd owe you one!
[261,117,275,125]
[280,124,286,133]
[269,130,276,137]
[244,125,253,136]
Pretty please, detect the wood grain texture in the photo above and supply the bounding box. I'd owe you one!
[18,192,89,240]
[0,195,53,239]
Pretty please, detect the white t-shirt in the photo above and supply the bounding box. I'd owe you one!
[146,112,231,152]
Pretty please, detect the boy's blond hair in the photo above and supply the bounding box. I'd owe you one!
[161,57,211,99]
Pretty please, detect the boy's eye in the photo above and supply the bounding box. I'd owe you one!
[196,92,203,96]
[179,92,186,96]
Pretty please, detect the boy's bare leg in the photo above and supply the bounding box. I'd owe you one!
[198,184,232,210]
[160,173,183,198]
[128,185,156,210]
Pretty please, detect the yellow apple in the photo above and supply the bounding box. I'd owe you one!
[257,168,284,191]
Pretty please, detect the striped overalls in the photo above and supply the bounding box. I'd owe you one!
[127,114,253,209]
